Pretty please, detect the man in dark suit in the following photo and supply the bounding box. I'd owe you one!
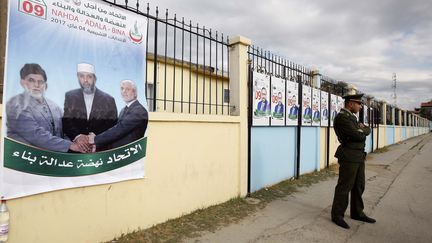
[321,102,328,120]
[312,104,320,122]
[256,87,270,114]
[303,97,312,120]
[62,63,117,151]
[288,95,299,120]
[273,92,284,118]
[89,80,148,150]
[6,63,89,153]
[331,94,375,229]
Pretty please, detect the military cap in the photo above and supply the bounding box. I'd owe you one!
[343,93,363,103]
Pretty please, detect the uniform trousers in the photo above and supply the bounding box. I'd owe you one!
[331,161,366,219]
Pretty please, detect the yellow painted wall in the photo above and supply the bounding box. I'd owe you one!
[329,128,340,165]
[372,128,378,151]
[147,58,230,115]
[5,113,243,243]
[395,126,402,143]
[377,125,386,149]
[319,128,327,169]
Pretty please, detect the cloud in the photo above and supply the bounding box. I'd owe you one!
[130,0,432,110]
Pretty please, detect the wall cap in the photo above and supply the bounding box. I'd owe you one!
[228,36,251,46]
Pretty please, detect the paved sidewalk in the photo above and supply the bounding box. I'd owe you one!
[185,133,432,243]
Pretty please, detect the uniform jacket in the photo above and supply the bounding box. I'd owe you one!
[334,108,371,163]
[62,88,118,142]
[95,100,148,148]
[6,92,71,152]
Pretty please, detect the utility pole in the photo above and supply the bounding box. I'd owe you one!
[391,73,397,107]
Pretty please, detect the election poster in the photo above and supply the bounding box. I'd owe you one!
[311,88,321,126]
[285,80,299,126]
[301,85,312,126]
[330,94,338,127]
[364,105,369,125]
[320,91,329,127]
[271,77,285,126]
[337,96,345,113]
[253,71,270,126]
[1,0,148,199]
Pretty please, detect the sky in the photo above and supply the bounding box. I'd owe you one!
[129,0,431,110]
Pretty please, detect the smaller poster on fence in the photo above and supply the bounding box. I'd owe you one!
[302,85,312,126]
[253,71,270,126]
[311,88,321,126]
[330,94,338,127]
[320,91,329,127]
[364,105,369,125]
[286,80,299,126]
[337,96,345,114]
[271,77,285,126]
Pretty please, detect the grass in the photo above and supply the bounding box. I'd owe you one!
[373,146,389,153]
[107,165,338,243]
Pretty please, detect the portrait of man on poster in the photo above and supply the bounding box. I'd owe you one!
[62,63,118,151]
[6,63,90,153]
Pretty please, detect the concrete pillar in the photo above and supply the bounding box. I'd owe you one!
[345,84,357,95]
[311,69,321,89]
[228,36,251,196]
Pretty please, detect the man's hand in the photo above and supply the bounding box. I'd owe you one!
[88,132,96,144]
[359,123,365,128]
[74,134,89,145]
[88,133,96,152]
[69,141,91,153]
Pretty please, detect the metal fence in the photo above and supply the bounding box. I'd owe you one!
[104,0,231,115]
[248,45,313,85]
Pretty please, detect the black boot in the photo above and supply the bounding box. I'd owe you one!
[332,217,350,229]
[351,215,376,223]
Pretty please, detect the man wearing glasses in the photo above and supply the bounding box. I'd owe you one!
[6,63,90,153]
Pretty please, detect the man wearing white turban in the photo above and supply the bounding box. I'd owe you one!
[62,63,118,151]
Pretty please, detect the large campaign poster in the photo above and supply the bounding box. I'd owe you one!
[285,80,299,126]
[320,91,329,127]
[302,85,312,126]
[330,94,337,127]
[1,0,148,199]
[311,88,320,126]
[253,71,270,126]
[271,77,285,126]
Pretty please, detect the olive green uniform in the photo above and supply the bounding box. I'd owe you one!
[331,108,371,220]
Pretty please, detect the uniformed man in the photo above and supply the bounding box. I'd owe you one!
[331,93,376,229]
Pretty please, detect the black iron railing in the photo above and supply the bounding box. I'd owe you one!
[104,0,231,115]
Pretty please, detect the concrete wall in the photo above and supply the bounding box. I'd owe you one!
[300,127,321,174]
[395,126,402,143]
[250,127,296,192]
[378,125,387,148]
[319,128,327,169]
[386,126,395,146]
[4,113,244,243]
